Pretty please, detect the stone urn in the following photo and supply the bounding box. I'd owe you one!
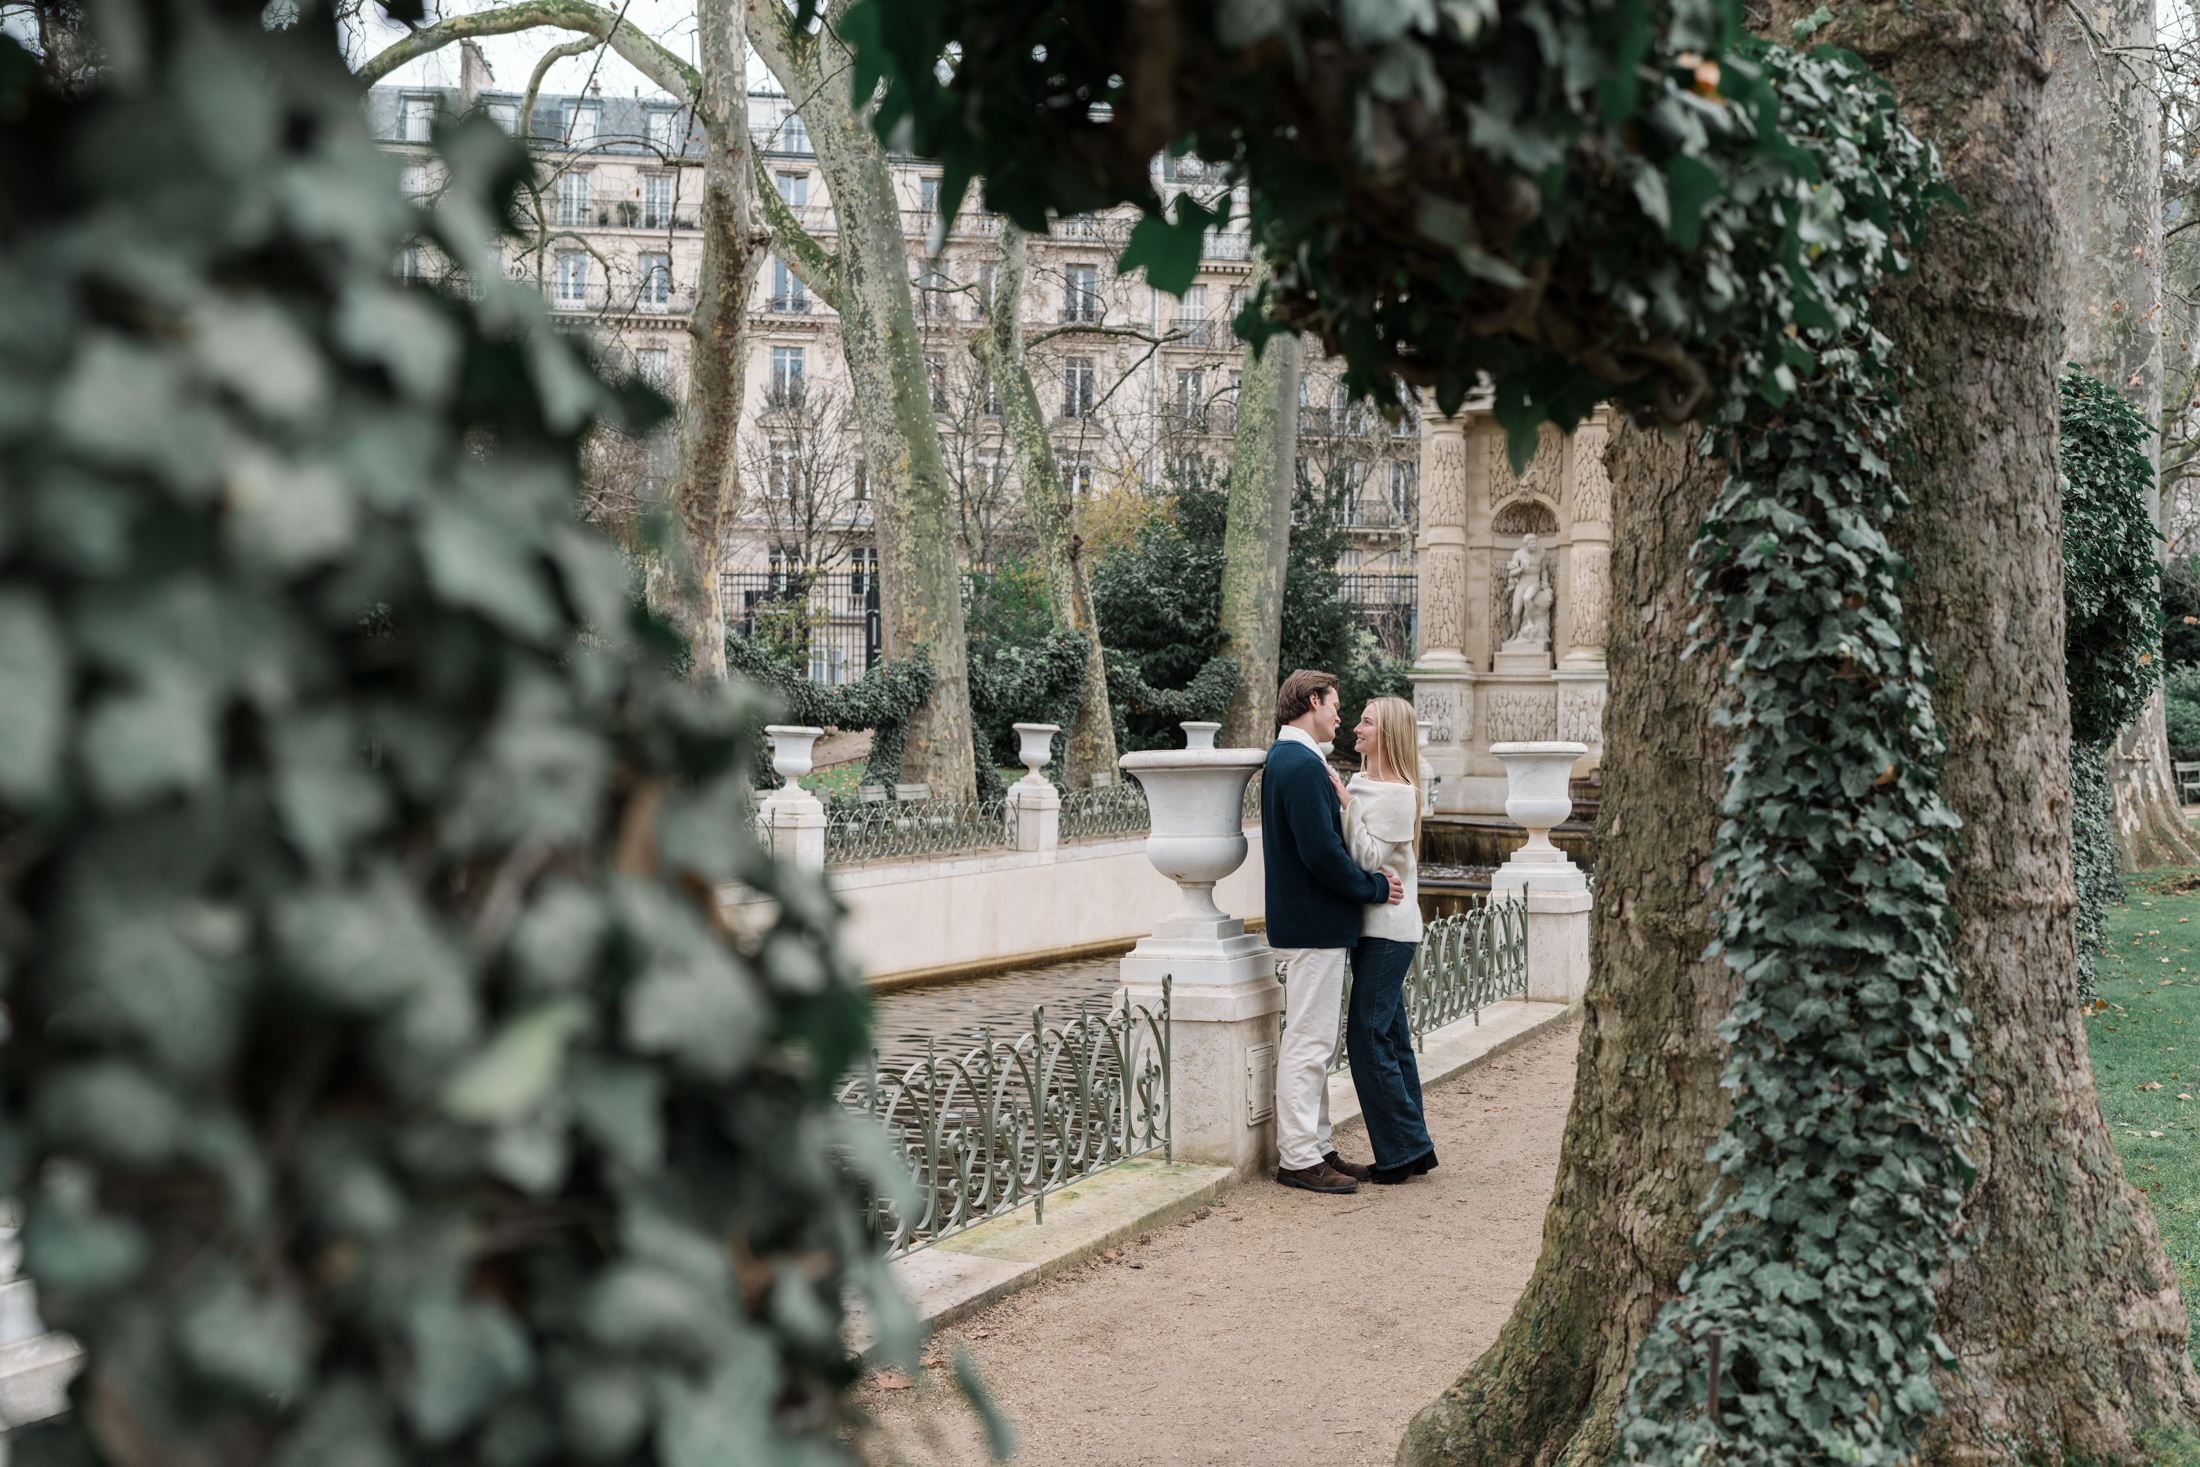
[1487,740,1588,894]
[1012,722,1059,785]
[765,725,823,784]
[1180,721,1220,751]
[1119,748,1266,941]
[1417,719,1432,749]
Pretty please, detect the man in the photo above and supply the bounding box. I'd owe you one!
[1262,669,1404,1194]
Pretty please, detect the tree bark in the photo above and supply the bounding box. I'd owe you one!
[750,3,978,800]
[661,0,751,680]
[2045,0,2200,866]
[1814,0,2200,1449]
[1215,251,1299,749]
[973,222,1120,787]
[1397,425,1734,1467]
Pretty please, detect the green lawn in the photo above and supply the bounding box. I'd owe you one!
[2091,867,2200,1361]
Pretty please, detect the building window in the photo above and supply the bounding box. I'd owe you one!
[849,546,878,594]
[778,113,809,155]
[401,95,435,142]
[393,244,422,281]
[636,347,670,390]
[769,346,804,408]
[482,243,503,282]
[1173,367,1204,429]
[646,108,680,153]
[775,171,809,208]
[639,253,671,310]
[1062,357,1095,418]
[487,100,517,132]
[981,373,1000,417]
[977,452,1003,492]
[641,174,674,229]
[554,251,588,307]
[918,176,940,215]
[918,265,950,319]
[1174,284,1208,345]
[852,457,868,503]
[565,101,599,148]
[1062,264,1099,323]
[771,258,808,313]
[556,172,591,228]
[1389,461,1418,524]
[767,441,799,500]
[975,262,996,319]
[927,354,948,412]
[401,163,431,199]
[1060,450,1095,497]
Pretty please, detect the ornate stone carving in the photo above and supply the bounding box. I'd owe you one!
[1425,433,1468,529]
[1482,687,1556,743]
[1569,569,1609,650]
[1487,424,1563,504]
[1571,425,1612,523]
[1490,499,1559,536]
[1414,684,1461,744]
[1419,549,1466,659]
[1557,682,1607,744]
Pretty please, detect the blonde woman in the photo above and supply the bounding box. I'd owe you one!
[1342,696,1436,1184]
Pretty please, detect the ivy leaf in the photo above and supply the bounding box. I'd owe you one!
[443,1001,586,1124]
[0,592,67,802]
[1665,155,1723,252]
[1118,192,1223,298]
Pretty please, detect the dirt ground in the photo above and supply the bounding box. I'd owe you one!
[852,1017,1583,1467]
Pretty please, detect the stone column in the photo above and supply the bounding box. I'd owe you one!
[1486,741,1592,1006]
[1413,411,1475,812]
[758,725,828,872]
[1116,749,1283,1177]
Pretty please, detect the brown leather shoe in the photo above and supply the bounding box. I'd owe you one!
[1276,1162,1359,1195]
[1323,1151,1373,1181]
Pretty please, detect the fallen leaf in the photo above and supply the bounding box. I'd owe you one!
[875,1373,914,1391]
[2152,1130,2166,1138]
[2142,1082,2164,1090]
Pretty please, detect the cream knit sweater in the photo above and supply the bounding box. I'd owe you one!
[1344,772,1423,943]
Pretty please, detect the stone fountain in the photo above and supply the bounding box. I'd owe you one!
[1118,736,1280,1176]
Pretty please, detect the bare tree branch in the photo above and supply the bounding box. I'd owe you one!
[356,0,700,113]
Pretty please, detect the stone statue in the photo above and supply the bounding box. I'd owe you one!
[1502,533,1555,651]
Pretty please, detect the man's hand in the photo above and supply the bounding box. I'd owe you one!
[1385,873,1404,905]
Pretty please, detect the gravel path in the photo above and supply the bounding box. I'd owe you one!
[852,1017,1582,1467]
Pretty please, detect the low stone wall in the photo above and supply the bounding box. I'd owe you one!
[727,830,1267,987]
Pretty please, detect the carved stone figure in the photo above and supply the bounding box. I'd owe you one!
[1502,533,1556,651]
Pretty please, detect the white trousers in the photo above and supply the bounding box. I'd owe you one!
[1273,946,1348,1171]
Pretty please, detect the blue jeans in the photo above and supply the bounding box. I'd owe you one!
[1348,937,1433,1169]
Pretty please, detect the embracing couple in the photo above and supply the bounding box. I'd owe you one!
[1260,669,1436,1195]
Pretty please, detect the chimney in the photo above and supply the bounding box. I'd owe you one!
[459,40,494,110]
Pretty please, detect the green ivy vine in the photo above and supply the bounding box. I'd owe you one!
[727,632,935,789]
[2058,367,2164,1003]
[1105,652,1242,752]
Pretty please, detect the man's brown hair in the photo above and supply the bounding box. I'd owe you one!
[1276,669,1340,726]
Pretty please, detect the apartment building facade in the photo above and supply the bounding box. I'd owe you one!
[367,77,1421,679]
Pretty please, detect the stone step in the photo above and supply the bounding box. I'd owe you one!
[0,1331,80,1432]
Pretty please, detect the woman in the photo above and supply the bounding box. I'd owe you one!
[1342,696,1437,1184]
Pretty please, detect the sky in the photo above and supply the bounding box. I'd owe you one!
[345,0,774,103]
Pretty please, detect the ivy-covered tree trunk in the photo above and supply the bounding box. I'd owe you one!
[1821,0,2200,1447]
[1215,252,1299,749]
[749,2,978,801]
[661,0,751,680]
[2045,0,2200,868]
[973,222,1118,787]
[1397,425,1734,1466]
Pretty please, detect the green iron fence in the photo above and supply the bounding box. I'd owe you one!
[841,980,1172,1258]
[1281,892,1530,1075]
[1058,780,1150,841]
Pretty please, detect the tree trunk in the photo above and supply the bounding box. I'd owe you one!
[662,0,751,680]
[1215,252,1299,749]
[750,8,977,801]
[975,222,1120,787]
[1397,425,1734,1467]
[1817,0,2200,1448]
[2045,0,2200,867]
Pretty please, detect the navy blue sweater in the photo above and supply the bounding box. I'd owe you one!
[1260,738,1392,949]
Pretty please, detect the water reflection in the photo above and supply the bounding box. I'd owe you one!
[868,957,1126,1072]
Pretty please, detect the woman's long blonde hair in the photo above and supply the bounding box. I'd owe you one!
[1362,696,1423,839]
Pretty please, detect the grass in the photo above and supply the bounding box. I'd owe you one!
[2089,866,2200,1364]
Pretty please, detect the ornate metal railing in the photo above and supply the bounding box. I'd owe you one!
[1285,892,1529,1074]
[1059,781,1151,841]
[770,796,1015,867]
[841,981,1171,1258]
